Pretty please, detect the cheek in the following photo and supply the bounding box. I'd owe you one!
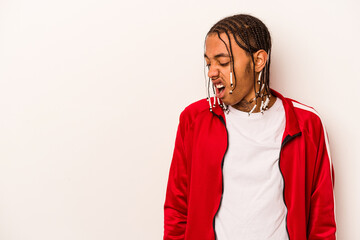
[236,62,252,76]
[245,61,252,74]
[234,62,253,85]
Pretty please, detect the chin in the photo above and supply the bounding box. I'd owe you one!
[220,97,232,106]
[223,96,244,107]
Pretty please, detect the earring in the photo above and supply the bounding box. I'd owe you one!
[257,70,262,85]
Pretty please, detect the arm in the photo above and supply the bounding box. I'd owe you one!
[164,114,188,240]
[308,123,336,239]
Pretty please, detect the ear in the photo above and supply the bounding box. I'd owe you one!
[253,50,268,72]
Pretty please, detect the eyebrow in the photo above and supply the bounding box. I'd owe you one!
[204,53,231,59]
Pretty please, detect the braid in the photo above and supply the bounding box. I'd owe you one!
[216,30,237,90]
[206,14,272,111]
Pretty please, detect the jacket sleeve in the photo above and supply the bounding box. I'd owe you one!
[308,121,336,239]
[164,112,188,240]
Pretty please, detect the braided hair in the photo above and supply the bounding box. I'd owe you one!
[206,14,272,112]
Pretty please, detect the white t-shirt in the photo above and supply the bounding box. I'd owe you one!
[214,97,289,240]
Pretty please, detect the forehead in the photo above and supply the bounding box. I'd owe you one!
[205,32,251,62]
[205,33,230,58]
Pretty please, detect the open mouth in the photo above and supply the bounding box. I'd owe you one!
[215,83,226,97]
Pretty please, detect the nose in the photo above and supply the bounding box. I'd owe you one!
[207,65,219,79]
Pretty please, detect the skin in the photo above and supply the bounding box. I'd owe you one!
[204,32,277,112]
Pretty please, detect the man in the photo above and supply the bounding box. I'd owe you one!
[164,14,336,240]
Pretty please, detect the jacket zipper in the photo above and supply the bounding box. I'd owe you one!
[278,132,302,240]
[211,111,302,240]
[212,114,228,240]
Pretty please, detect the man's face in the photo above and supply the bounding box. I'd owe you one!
[204,33,255,107]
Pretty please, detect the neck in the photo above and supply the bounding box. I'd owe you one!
[231,93,277,113]
[231,99,254,112]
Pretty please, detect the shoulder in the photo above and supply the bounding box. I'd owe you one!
[175,98,215,137]
[179,98,211,122]
[285,97,325,134]
[289,98,321,121]
[174,99,210,137]
[283,97,333,173]
[272,89,324,130]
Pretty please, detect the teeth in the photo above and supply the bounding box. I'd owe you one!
[216,84,224,88]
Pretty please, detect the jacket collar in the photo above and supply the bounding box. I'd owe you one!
[270,89,301,137]
[212,89,301,137]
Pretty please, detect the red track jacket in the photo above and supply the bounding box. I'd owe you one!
[164,90,336,240]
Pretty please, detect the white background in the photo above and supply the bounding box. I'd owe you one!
[0,0,359,239]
